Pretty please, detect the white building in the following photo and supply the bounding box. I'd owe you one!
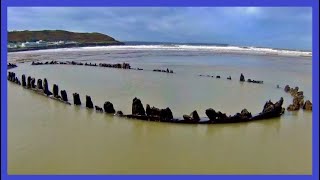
[21,41,38,48]
[7,43,17,48]
[21,40,48,48]
[65,41,77,45]
[36,40,47,47]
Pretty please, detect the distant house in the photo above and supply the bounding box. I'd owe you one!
[21,41,38,48]
[65,41,77,45]
[7,43,17,48]
[21,40,48,48]
[36,40,47,47]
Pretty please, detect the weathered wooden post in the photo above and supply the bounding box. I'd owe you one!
[160,107,173,121]
[22,74,26,87]
[53,84,59,97]
[183,110,200,122]
[12,72,16,82]
[86,95,94,109]
[61,90,68,102]
[132,97,145,115]
[31,78,36,88]
[8,72,14,81]
[15,77,20,85]
[240,73,245,82]
[27,76,32,88]
[103,101,115,113]
[95,106,103,112]
[37,79,43,89]
[7,72,11,81]
[43,78,52,95]
[73,93,81,105]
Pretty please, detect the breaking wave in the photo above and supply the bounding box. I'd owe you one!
[11,44,312,57]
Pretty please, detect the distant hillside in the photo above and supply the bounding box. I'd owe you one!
[8,30,123,44]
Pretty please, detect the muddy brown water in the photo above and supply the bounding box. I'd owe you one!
[7,47,312,174]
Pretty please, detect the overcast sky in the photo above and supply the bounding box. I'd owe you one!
[8,7,312,50]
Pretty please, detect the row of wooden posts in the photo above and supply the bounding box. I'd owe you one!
[8,71,292,124]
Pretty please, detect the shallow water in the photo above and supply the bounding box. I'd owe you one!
[7,48,312,174]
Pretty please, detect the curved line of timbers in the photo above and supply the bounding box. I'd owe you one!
[8,71,312,124]
[30,61,263,83]
[30,61,175,74]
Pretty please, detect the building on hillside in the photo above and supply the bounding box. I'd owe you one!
[21,40,48,48]
[7,43,18,48]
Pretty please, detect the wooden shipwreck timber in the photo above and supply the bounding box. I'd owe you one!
[9,72,71,105]
[122,97,285,124]
[7,71,302,125]
[32,60,131,69]
[8,63,18,70]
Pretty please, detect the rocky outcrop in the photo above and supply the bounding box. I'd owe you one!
[289,87,300,97]
[284,85,311,111]
[86,95,94,109]
[287,104,299,111]
[60,90,68,102]
[285,85,305,111]
[132,97,145,115]
[303,100,312,111]
[287,101,300,111]
[73,93,81,105]
[103,101,116,113]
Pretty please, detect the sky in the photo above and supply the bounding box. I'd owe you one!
[8,7,312,50]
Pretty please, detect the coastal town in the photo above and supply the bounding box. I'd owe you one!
[7,40,78,49]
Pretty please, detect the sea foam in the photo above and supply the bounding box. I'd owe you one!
[10,44,312,57]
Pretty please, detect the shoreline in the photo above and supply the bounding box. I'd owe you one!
[8,44,312,58]
[7,42,125,52]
